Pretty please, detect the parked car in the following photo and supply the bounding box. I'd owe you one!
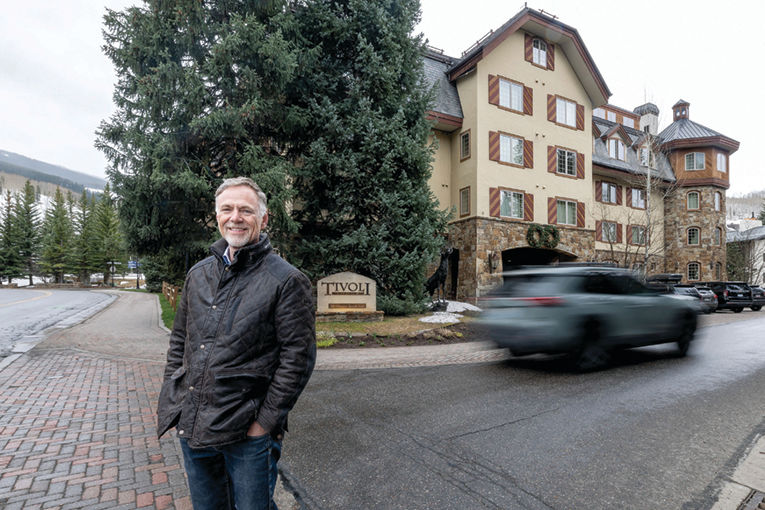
[703,281,753,313]
[693,286,718,314]
[480,266,698,370]
[750,285,764,311]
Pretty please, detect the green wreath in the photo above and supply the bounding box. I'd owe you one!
[526,224,560,249]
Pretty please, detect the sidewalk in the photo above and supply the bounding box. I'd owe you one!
[0,291,762,509]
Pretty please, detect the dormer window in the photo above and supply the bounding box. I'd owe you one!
[608,138,625,161]
[685,152,705,170]
[640,148,655,168]
[532,39,547,67]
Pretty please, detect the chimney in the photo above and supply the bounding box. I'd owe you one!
[633,102,659,135]
[672,99,690,121]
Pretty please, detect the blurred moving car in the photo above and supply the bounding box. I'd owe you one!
[750,285,764,311]
[480,266,698,370]
[693,286,718,314]
[703,281,753,313]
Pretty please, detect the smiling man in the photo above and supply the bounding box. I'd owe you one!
[157,177,316,510]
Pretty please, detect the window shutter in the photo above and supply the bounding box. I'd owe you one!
[547,94,556,122]
[576,103,585,130]
[488,75,499,106]
[523,140,533,168]
[576,202,585,227]
[489,131,499,162]
[523,86,533,115]
[596,181,602,203]
[617,223,623,244]
[627,188,632,207]
[524,33,533,63]
[524,193,534,221]
[547,197,557,224]
[489,188,500,217]
[576,152,585,179]
[596,220,602,241]
[547,146,557,173]
[547,43,555,70]
[616,185,623,205]
[627,225,633,244]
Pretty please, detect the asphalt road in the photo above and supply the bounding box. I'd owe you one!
[284,313,765,510]
[0,288,114,357]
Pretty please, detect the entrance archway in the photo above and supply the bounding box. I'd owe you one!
[501,246,577,271]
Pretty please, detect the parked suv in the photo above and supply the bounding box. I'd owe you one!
[480,266,698,370]
[693,286,718,314]
[750,285,764,311]
[703,281,753,313]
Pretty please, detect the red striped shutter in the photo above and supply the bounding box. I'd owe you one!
[627,225,633,245]
[523,86,533,115]
[523,140,533,168]
[489,131,499,162]
[616,185,623,205]
[576,152,585,179]
[524,193,534,221]
[627,188,632,207]
[617,223,623,244]
[547,94,556,122]
[524,34,533,63]
[489,188,500,217]
[547,44,555,70]
[547,198,557,224]
[488,75,499,106]
[576,104,585,130]
[596,181,602,202]
[547,146,557,173]
[576,202,585,227]
[596,220,602,241]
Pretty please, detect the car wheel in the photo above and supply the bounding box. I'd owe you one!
[733,307,743,313]
[676,313,696,357]
[752,306,762,311]
[574,320,609,371]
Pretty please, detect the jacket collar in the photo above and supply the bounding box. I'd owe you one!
[210,234,272,268]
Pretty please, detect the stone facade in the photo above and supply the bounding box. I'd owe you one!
[664,186,727,282]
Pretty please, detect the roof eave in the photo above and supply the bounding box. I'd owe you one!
[661,136,740,154]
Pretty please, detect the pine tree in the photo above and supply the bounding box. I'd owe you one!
[14,180,41,285]
[92,184,127,286]
[40,187,73,284]
[71,191,98,285]
[97,0,298,280]
[281,0,450,313]
[0,191,24,284]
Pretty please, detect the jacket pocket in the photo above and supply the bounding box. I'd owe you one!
[206,371,270,435]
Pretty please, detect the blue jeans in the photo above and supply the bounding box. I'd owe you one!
[180,434,281,510]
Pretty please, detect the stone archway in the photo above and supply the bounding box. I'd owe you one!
[501,246,578,271]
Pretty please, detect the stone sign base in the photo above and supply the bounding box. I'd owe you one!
[316,311,384,323]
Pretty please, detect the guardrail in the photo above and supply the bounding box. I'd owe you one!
[162,282,180,311]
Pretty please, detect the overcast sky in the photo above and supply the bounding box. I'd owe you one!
[1,1,762,196]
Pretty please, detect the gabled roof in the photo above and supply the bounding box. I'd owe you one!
[599,123,631,144]
[447,8,611,106]
[592,118,675,182]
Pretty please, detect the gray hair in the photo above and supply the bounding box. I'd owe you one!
[215,177,268,217]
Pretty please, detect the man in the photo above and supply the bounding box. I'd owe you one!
[157,177,316,510]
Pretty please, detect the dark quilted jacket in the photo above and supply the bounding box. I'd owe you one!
[156,234,316,448]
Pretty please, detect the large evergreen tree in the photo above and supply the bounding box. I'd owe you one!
[40,187,74,284]
[71,191,98,284]
[0,191,24,284]
[92,184,127,286]
[281,0,450,313]
[14,180,41,285]
[96,0,298,281]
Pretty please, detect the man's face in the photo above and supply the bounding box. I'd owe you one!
[215,185,268,254]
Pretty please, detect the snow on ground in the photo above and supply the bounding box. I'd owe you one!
[419,300,482,324]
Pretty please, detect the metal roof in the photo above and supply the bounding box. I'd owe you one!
[658,118,724,142]
[592,118,675,182]
[728,225,765,242]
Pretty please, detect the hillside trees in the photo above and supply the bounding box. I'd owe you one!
[0,191,24,283]
[71,191,99,284]
[91,184,127,286]
[40,188,74,283]
[15,180,41,285]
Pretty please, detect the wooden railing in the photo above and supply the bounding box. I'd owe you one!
[162,282,181,311]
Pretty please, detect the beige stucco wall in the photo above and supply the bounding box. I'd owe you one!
[428,131,453,212]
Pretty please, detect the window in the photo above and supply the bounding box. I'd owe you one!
[500,190,524,219]
[459,187,470,216]
[593,108,605,119]
[623,117,634,128]
[602,221,617,242]
[556,97,576,127]
[714,227,722,246]
[687,191,700,210]
[717,153,727,172]
[640,148,655,168]
[608,139,625,160]
[688,227,700,245]
[714,191,721,211]
[688,262,700,281]
[532,38,547,67]
[685,152,705,170]
[631,188,646,209]
[602,182,618,204]
[607,111,616,122]
[557,199,577,225]
[557,148,576,176]
[499,79,523,112]
[499,134,524,166]
[715,262,722,280]
[460,131,470,160]
[631,226,646,245]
